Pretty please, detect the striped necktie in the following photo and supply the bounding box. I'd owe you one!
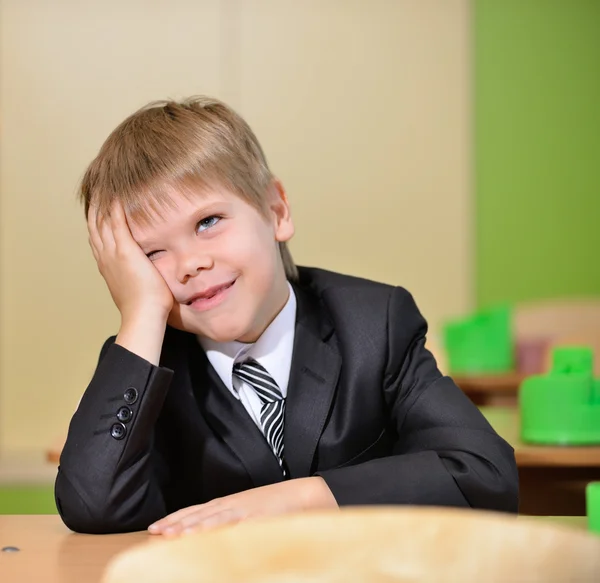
[233,359,287,477]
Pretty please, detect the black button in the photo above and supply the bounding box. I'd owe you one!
[123,387,138,404]
[110,422,127,440]
[116,406,132,423]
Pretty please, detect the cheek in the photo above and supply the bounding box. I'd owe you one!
[218,224,277,270]
[153,258,177,292]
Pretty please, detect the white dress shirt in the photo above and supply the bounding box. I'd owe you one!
[198,283,296,430]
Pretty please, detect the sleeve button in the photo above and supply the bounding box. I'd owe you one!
[123,387,138,405]
[116,406,133,423]
[110,422,127,440]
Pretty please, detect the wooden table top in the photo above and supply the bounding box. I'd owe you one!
[454,372,525,393]
[0,515,158,583]
[0,514,590,583]
[480,406,600,467]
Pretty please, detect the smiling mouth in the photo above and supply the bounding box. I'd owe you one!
[186,280,236,305]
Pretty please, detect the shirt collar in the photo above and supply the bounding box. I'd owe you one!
[198,282,296,397]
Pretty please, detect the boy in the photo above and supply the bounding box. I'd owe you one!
[55,97,518,535]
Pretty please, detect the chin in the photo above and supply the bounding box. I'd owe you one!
[171,308,259,343]
[203,331,239,343]
[201,321,255,344]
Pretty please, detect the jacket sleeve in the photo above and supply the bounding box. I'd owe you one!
[54,338,174,533]
[317,287,519,513]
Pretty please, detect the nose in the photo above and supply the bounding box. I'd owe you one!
[175,249,213,283]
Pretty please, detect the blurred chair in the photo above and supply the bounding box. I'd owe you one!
[102,507,600,583]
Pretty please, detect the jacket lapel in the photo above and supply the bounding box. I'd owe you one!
[200,362,285,487]
[284,285,342,478]
[170,330,284,488]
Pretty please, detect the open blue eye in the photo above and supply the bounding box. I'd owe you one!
[197,216,221,232]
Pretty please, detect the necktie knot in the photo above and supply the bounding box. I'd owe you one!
[233,360,283,404]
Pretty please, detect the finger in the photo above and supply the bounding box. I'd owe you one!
[182,508,240,534]
[97,207,116,250]
[148,504,211,533]
[163,508,238,537]
[87,204,103,253]
[110,200,135,248]
[88,237,99,262]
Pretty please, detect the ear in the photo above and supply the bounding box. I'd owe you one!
[269,179,295,243]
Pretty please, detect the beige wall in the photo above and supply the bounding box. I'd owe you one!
[0,0,472,453]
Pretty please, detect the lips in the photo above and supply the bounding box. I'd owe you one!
[184,280,236,305]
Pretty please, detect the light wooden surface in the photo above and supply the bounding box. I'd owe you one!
[0,515,157,583]
[46,449,60,465]
[480,407,600,467]
[533,515,588,529]
[454,373,523,406]
[46,434,67,464]
[454,372,524,394]
[102,508,600,583]
[0,514,593,583]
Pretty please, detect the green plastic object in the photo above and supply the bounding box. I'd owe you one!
[520,347,600,445]
[586,482,600,535]
[442,305,514,374]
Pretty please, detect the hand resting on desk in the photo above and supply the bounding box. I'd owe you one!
[148,477,337,536]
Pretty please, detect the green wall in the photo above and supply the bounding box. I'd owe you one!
[475,0,600,307]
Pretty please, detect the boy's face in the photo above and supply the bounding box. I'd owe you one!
[128,182,294,343]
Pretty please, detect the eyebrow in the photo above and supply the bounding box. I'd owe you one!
[134,200,231,248]
[191,201,231,217]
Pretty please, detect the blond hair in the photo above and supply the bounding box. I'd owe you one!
[80,96,297,281]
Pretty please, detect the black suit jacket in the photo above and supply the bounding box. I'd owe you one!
[55,267,518,533]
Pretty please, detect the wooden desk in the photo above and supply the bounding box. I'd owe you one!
[455,373,524,394]
[0,515,590,583]
[46,435,65,464]
[454,373,523,406]
[533,515,588,529]
[481,407,600,467]
[481,407,600,515]
[0,515,157,583]
[46,449,60,465]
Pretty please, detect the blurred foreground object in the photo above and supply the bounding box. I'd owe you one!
[102,507,600,583]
